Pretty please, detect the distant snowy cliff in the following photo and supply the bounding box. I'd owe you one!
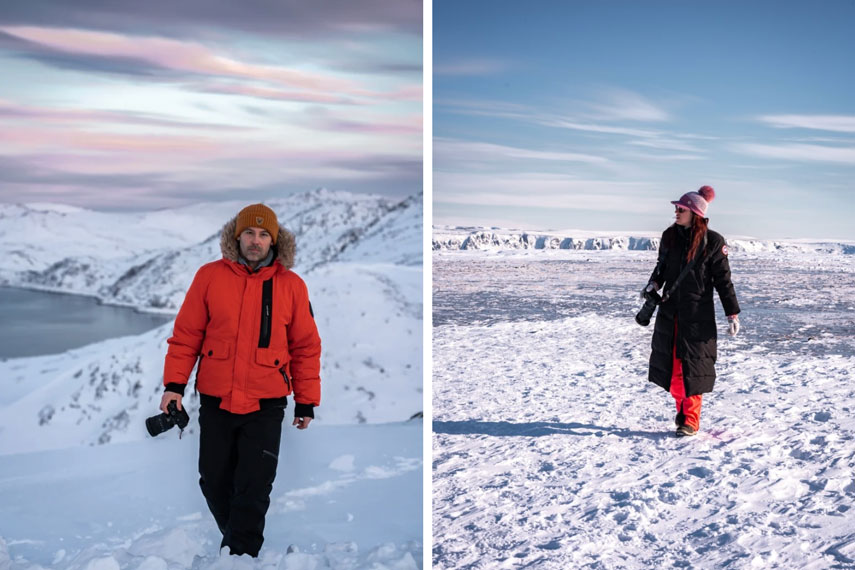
[433,226,855,254]
[433,230,658,251]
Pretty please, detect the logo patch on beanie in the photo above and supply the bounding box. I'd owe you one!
[722,244,729,256]
[255,216,264,225]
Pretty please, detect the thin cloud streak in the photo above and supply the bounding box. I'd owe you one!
[759,114,855,133]
[191,82,359,105]
[544,119,663,138]
[436,138,610,165]
[434,58,510,76]
[735,143,855,164]
[0,0,421,37]
[1,126,228,157]
[586,89,670,122]
[440,98,668,138]
[621,151,703,161]
[314,116,423,136]
[629,138,701,152]
[435,171,660,213]
[1,26,360,93]
[0,99,250,131]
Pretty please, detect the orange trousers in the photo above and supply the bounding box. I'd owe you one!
[672,322,702,430]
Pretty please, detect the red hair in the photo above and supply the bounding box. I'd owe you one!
[687,214,708,262]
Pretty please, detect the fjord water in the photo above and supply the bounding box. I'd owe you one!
[0,286,171,358]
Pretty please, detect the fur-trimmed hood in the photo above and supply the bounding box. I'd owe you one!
[219,216,296,269]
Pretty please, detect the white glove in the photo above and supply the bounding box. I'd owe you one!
[640,281,658,300]
[727,314,740,337]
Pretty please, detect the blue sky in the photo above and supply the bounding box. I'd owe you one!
[433,0,855,239]
[0,1,421,210]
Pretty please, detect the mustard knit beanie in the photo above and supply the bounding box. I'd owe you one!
[234,203,279,244]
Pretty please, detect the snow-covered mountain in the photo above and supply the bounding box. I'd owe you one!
[0,189,423,453]
[433,225,855,254]
[337,193,423,267]
[2,189,420,309]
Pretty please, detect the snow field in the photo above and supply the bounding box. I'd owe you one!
[0,422,422,570]
[432,250,855,569]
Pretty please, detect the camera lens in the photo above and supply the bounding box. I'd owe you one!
[635,299,657,326]
[145,411,175,437]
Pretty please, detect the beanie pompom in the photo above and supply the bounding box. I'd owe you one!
[698,185,715,202]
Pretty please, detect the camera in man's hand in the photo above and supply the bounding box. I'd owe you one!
[146,400,190,437]
[635,288,662,327]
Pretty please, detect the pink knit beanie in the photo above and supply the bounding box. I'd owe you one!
[672,186,715,217]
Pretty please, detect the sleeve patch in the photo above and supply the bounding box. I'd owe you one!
[722,244,729,256]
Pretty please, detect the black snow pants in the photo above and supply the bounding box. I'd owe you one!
[198,394,284,557]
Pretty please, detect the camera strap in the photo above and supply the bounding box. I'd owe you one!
[661,233,707,304]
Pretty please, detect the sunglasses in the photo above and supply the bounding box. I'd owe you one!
[675,206,688,214]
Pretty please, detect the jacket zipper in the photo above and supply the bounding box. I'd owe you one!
[258,278,273,348]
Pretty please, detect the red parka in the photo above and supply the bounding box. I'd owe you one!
[163,218,321,415]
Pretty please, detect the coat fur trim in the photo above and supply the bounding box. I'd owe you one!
[220,216,296,269]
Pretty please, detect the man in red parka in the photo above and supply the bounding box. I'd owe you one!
[160,203,321,557]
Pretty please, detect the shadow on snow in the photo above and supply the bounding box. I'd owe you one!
[433,420,671,440]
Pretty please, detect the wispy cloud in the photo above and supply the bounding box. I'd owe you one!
[629,137,704,155]
[586,89,670,122]
[434,58,510,76]
[629,138,702,152]
[305,114,423,136]
[0,99,249,131]
[435,138,609,166]
[434,171,660,213]
[439,90,675,142]
[0,0,421,37]
[621,152,702,162]
[1,126,228,159]
[1,26,359,93]
[734,143,855,164]
[190,82,360,105]
[759,114,855,133]
[441,93,670,135]
[541,119,663,138]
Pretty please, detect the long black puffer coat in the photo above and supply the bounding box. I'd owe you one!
[647,225,740,396]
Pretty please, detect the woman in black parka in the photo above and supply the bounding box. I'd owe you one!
[643,186,740,437]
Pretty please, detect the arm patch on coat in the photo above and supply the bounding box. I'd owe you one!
[722,244,729,256]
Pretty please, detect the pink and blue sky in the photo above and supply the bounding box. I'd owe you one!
[0,1,422,210]
[434,0,855,239]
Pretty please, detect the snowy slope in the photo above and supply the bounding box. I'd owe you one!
[0,190,422,450]
[433,225,855,254]
[0,420,422,570]
[432,249,855,569]
[0,201,244,273]
[337,193,423,267]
